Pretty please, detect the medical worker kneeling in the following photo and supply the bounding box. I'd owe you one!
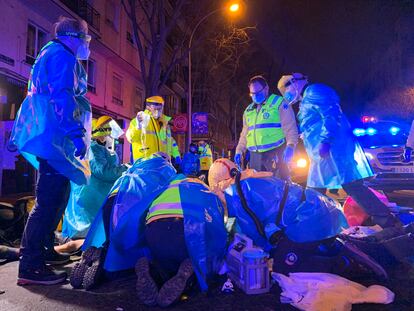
[62,116,128,240]
[71,154,227,308]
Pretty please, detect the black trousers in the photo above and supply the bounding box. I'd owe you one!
[19,159,70,269]
[249,145,290,180]
[145,219,188,277]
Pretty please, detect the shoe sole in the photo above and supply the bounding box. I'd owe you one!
[157,259,193,307]
[340,239,388,279]
[17,276,67,286]
[135,257,158,306]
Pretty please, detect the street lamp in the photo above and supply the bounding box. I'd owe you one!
[187,2,240,150]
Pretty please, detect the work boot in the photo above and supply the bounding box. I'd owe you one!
[44,250,70,265]
[17,265,67,286]
[135,257,159,306]
[157,258,194,307]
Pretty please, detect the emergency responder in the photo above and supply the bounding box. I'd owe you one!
[198,140,213,180]
[235,75,299,180]
[9,17,92,285]
[126,96,181,164]
[180,142,200,177]
[403,120,414,162]
[277,73,401,228]
[62,116,128,239]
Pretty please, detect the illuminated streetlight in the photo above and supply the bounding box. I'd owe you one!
[187,2,241,150]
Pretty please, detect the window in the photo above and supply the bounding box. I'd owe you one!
[80,59,97,93]
[26,23,47,65]
[133,88,143,113]
[112,74,123,105]
[105,0,120,31]
[126,22,135,45]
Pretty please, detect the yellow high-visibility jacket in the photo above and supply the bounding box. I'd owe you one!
[199,144,213,171]
[126,110,175,162]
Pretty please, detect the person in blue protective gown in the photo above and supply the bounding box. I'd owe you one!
[62,116,128,240]
[74,154,227,307]
[277,73,401,228]
[209,159,388,280]
[180,142,200,177]
[9,17,92,285]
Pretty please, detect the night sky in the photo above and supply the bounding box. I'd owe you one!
[233,0,414,122]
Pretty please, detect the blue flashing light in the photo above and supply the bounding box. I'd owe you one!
[353,128,366,136]
[389,126,400,135]
[366,127,377,136]
[369,146,378,149]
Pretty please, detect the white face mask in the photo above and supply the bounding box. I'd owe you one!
[104,136,115,152]
[151,109,161,119]
[76,41,90,60]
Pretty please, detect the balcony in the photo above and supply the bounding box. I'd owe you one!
[60,0,100,32]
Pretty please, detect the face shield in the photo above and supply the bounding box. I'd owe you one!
[56,31,91,60]
[109,119,124,139]
[147,103,163,119]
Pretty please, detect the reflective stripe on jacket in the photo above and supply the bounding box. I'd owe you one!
[146,179,184,223]
[244,94,285,153]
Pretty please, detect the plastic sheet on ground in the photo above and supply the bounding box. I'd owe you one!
[272,272,394,311]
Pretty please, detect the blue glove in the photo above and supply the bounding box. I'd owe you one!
[283,145,295,163]
[403,146,412,162]
[234,153,241,167]
[175,156,181,165]
[318,142,331,158]
[73,137,87,159]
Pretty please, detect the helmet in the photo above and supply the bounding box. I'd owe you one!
[208,158,237,188]
[277,73,307,95]
[92,115,112,138]
[145,95,164,105]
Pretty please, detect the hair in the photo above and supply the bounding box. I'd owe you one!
[53,16,87,37]
[248,75,268,88]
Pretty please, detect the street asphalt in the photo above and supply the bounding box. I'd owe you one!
[1,259,414,311]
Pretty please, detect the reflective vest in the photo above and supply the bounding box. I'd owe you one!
[244,94,285,153]
[199,144,213,171]
[126,110,174,162]
[146,179,184,224]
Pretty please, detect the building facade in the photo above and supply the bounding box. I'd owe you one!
[0,0,187,196]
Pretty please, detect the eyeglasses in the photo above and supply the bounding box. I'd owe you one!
[249,85,266,97]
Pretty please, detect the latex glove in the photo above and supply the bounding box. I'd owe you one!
[318,142,331,158]
[403,146,412,162]
[73,137,87,159]
[234,153,242,167]
[283,145,295,163]
[175,156,181,165]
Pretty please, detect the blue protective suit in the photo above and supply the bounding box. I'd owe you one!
[180,152,200,176]
[9,40,91,185]
[62,141,127,239]
[298,84,372,188]
[83,156,227,291]
[225,177,348,251]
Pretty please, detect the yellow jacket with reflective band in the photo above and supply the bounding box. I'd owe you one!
[146,178,185,223]
[126,110,175,161]
[171,138,181,158]
[199,144,213,171]
[244,94,285,153]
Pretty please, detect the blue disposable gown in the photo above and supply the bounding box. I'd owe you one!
[9,40,91,185]
[180,152,200,176]
[62,141,127,239]
[298,84,373,188]
[225,177,348,251]
[83,156,227,291]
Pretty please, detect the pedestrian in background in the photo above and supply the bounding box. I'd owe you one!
[180,143,200,177]
[198,140,213,182]
[9,17,92,285]
[235,75,298,180]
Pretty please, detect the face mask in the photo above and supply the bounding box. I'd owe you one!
[151,109,161,119]
[252,92,266,104]
[76,42,90,60]
[104,136,115,152]
[284,84,299,105]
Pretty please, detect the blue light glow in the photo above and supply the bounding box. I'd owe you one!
[366,128,377,136]
[389,126,400,135]
[353,128,366,136]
